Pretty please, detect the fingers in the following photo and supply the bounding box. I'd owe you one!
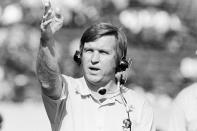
[43,19,53,26]
[54,8,61,18]
[40,18,53,31]
[55,13,64,22]
[44,1,51,15]
[41,9,63,31]
[40,3,64,33]
[55,12,61,19]
[42,6,62,23]
[42,9,53,22]
[42,1,53,24]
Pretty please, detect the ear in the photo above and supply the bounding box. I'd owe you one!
[115,58,132,85]
[73,50,81,65]
[116,58,132,72]
[118,58,129,71]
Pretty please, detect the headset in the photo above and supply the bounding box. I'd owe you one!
[74,49,130,84]
[73,50,81,65]
[73,51,130,71]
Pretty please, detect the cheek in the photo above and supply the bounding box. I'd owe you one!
[81,57,87,69]
[81,54,89,64]
[103,56,117,69]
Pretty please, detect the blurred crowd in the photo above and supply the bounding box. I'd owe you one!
[0,0,197,100]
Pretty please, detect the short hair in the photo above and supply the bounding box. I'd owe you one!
[80,22,127,64]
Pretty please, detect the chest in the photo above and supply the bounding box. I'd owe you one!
[61,95,136,131]
[184,97,197,131]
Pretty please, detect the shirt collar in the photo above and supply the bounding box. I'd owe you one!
[75,77,130,104]
[75,77,92,96]
[98,87,130,106]
[75,77,120,102]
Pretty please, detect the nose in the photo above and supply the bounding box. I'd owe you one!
[91,51,100,64]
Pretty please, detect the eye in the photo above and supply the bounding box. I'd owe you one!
[99,50,109,54]
[84,48,93,53]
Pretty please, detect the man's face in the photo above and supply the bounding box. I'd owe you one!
[82,35,117,87]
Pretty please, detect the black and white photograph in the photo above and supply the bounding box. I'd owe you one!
[0,0,197,131]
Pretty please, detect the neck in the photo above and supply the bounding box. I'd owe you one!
[86,80,120,102]
[86,79,117,92]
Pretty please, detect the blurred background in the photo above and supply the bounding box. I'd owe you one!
[0,0,197,130]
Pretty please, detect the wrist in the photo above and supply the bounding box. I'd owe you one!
[40,31,54,46]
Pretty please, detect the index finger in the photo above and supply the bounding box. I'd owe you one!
[43,0,52,14]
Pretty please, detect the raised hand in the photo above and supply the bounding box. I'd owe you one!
[40,1,64,34]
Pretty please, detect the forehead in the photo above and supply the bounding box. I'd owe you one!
[84,35,117,50]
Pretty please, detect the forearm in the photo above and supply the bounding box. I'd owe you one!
[37,1,65,99]
[36,35,62,99]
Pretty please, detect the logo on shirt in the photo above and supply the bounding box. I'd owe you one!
[122,118,132,131]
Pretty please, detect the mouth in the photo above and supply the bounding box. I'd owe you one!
[89,67,100,71]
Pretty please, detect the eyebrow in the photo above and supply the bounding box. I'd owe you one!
[83,47,112,52]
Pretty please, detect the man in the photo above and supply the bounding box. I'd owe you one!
[0,114,3,130]
[168,83,197,131]
[36,2,155,131]
[168,57,197,131]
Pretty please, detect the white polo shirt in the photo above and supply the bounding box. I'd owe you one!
[168,83,197,131]
[42,75,155,131]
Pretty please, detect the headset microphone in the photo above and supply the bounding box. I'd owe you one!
[98,88,107,95]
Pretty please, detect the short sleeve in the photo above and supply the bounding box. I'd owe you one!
[168,101,186,131]
[136,100,155,131]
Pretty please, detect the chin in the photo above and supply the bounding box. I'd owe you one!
[85,74,103,84]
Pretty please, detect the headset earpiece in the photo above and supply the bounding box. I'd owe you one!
[118,57,129,71]
[73,50,81,65]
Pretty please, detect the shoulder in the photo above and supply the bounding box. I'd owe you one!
[122,88,154,124]
[61,75,83,85]
[123,88,149,106]
[61,75,81,91]
[174,83,197,109]
[123,88,153,113]
[62,74,78,81]
[175,83,197,104]
[172,83,197,123]
[61,75,90,95]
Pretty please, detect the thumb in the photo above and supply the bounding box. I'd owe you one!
[54,8,62,18]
